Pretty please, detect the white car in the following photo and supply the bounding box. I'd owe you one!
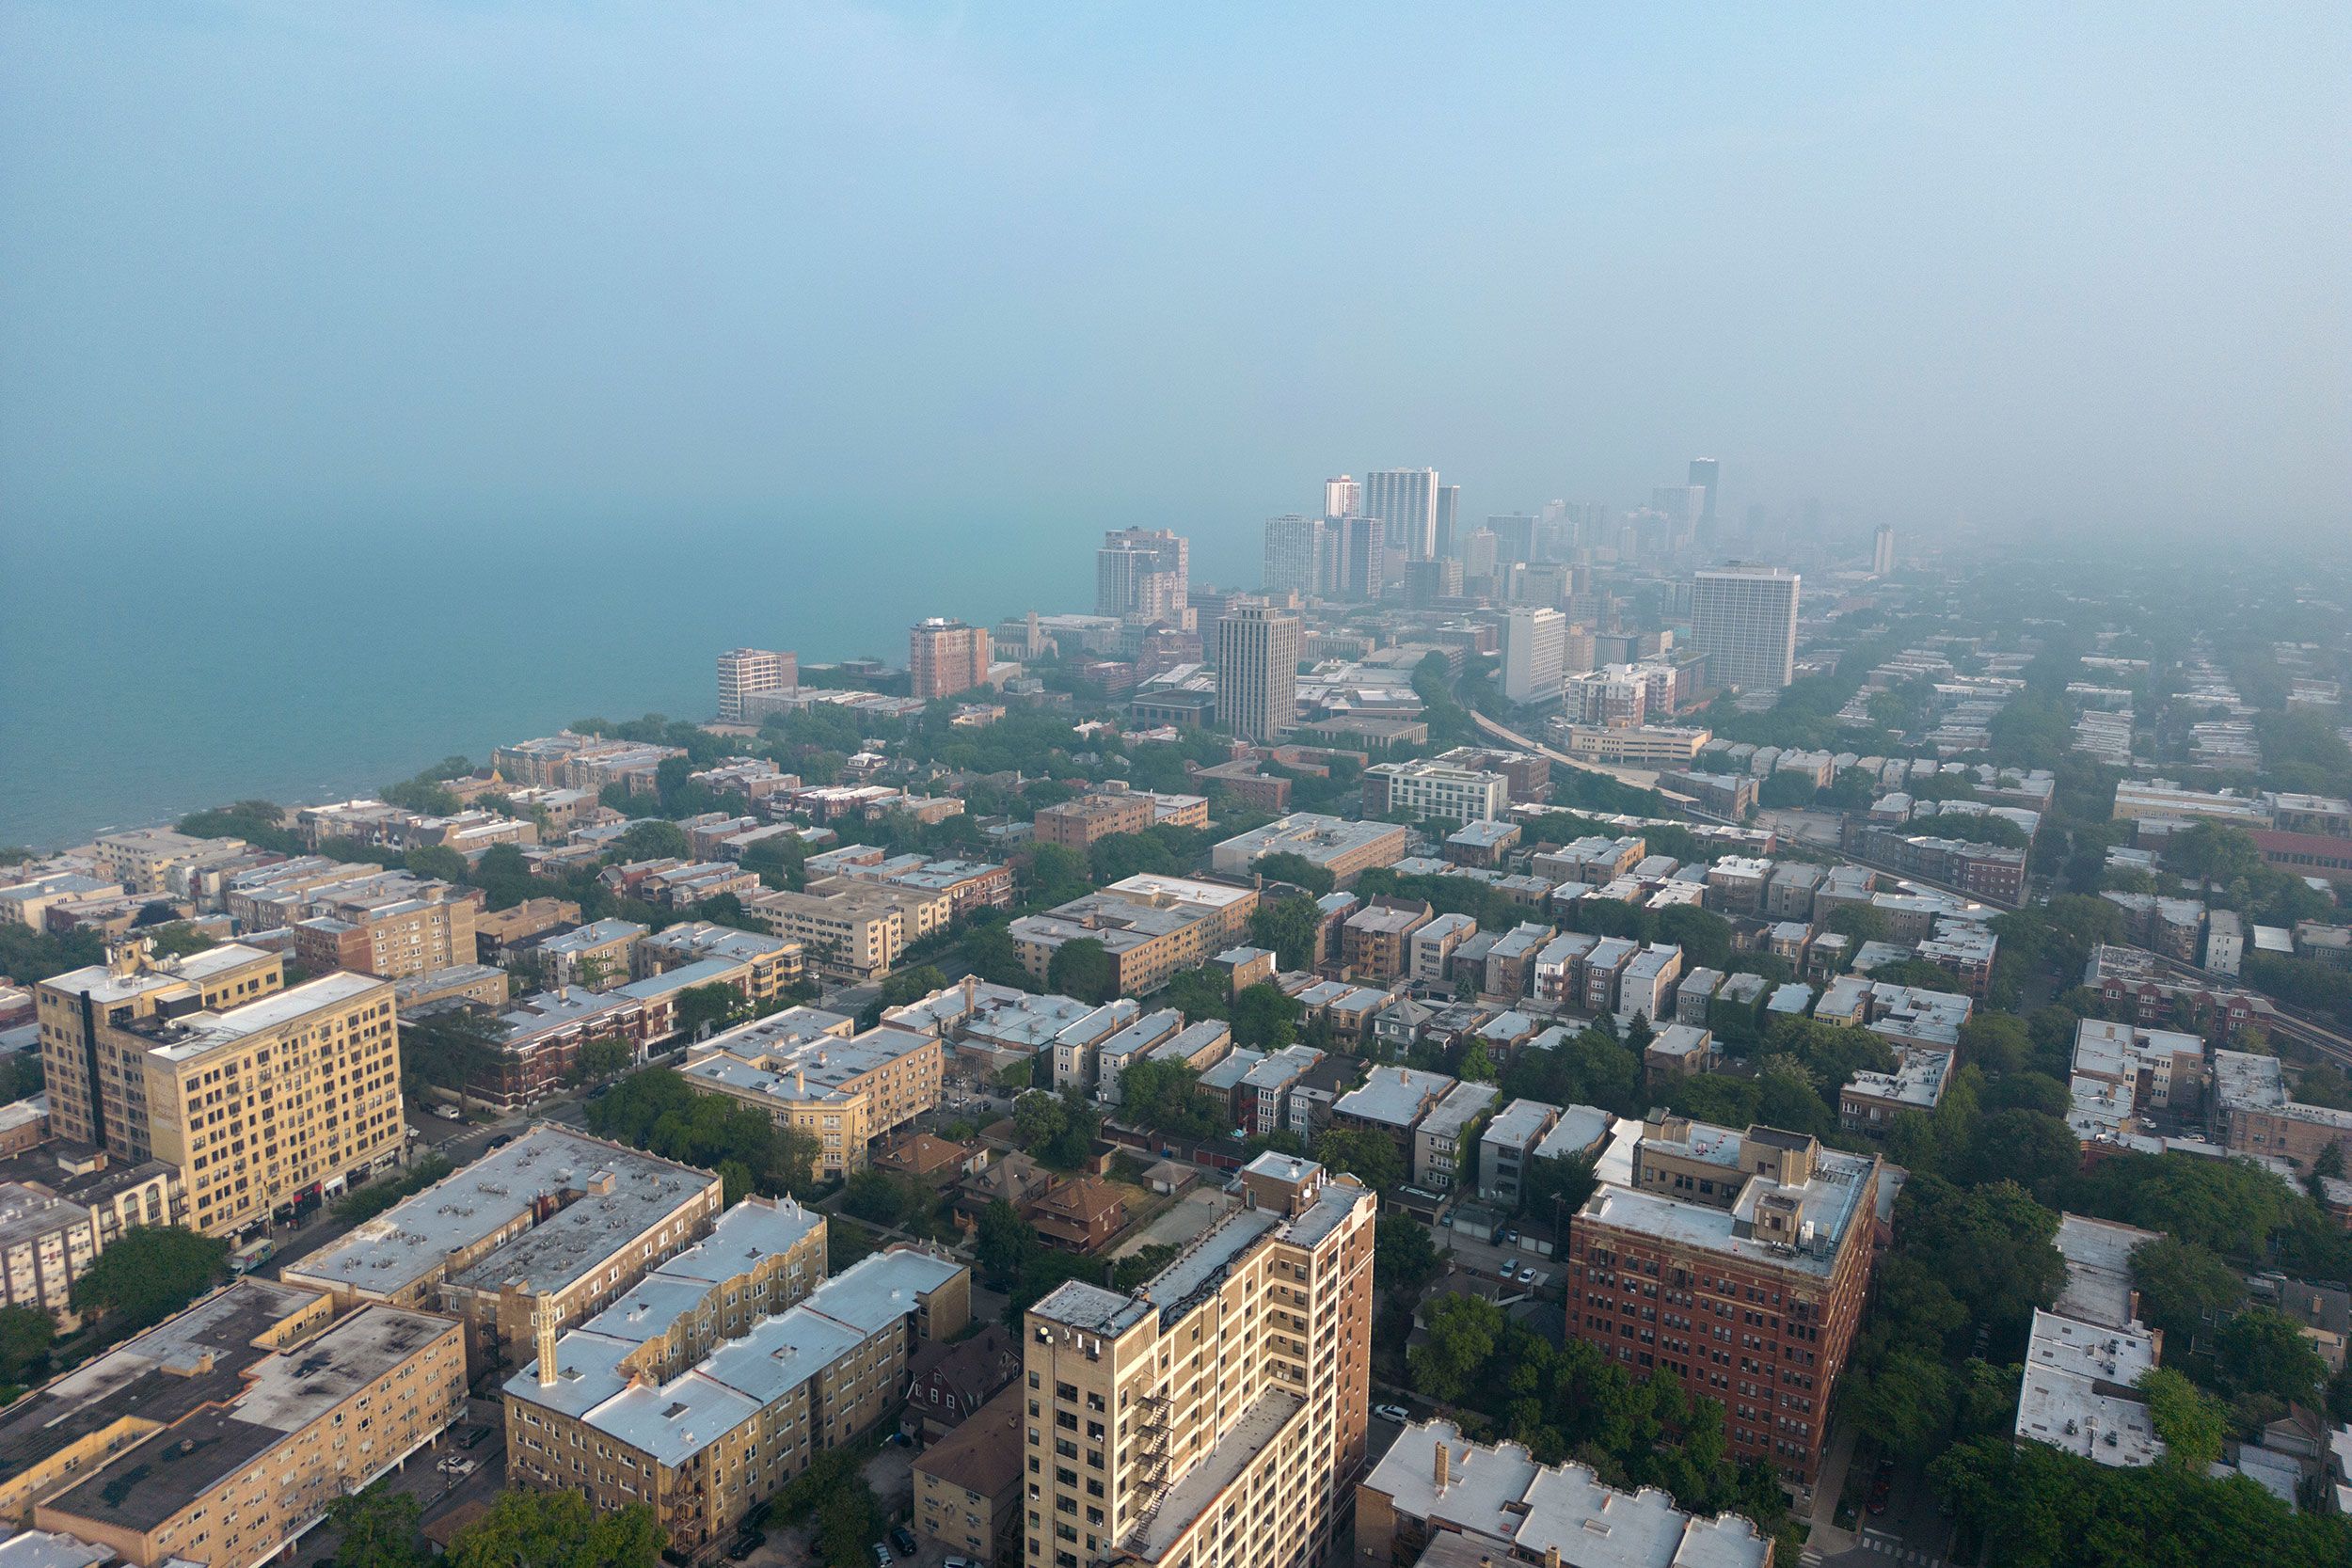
[1374,1403,1412,1424]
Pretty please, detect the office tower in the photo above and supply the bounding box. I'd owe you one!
[1689,457,1720,539]
[1403,557,1462,607]
[1460,526,1499,580]
[1872,524,1897,577]
[1651,485,1708,541]
[717,648,795,721]
[1323,473,1360,519]
[1566,1114,1883,1488]
[1434,483,1460,559]
[1022,1155,1375,1568]
[1336,515,1385,601]
[1215,598,1301,741]
[1096,527,1189,625]
[1262,514,1329,596]
[909,617,993,700]
[1486,513,1535,563]
[1502,607,1567,705]
[1362,468,1440,560]
[36,940,404,1236]
[1691,563,1801,691]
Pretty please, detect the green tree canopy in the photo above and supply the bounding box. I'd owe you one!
[1252,851,1336,897]
[1048,937,1118,1003]
[1248,894,1322,971]
[71,1227,230,1332]
[446,1490,662,1568]
[328,1486,429,1568]
[1314,1127,1404,1194]
[1230,981,1302,1049]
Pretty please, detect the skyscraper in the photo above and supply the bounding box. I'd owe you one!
[1502,607,1567,705]
[1361,468,1439,560]
[909,617,993,700]
[1096,527,1189,625]
[1460,526,1499,581]
[1022,1155,1375,1568]
[1689,457,1720,540]
[1323,473,1360,519]
[1215,598,1301,740]
[1435,483,1460,559]
[1691,564,1801,691]
[1262,514,1329,596]
[1486,513,1535,563]
[717,648,795,721]
[1872,524,1897,577]
[1335,515,1385,602]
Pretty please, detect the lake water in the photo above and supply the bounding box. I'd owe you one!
[0,512,1251,849]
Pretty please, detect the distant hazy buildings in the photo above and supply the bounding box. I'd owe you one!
[909,618,993,701]
[1095,527,1189,626]
[1691,563,1800,691]
[1263,514,1331,596]
[1502,607,1567,705]
[717,649,796,722]
[1336,515,1386,602]
[1873,524,1897,577]
[1362,467,1440,561]
[1324,473,1360,518]
[1215,599,1301,741]
[1435,482,1460,559]
[1689,456,1720,540]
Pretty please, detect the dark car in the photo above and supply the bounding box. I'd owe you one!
[1867,1459,1895,1515]
[725,1530,764,1561]
[889,1528,917,1557]
[486,1133,514,1149]
[458,1424,492,1449]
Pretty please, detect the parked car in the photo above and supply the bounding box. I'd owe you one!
[433,1103,463,1120]
[439,1457,478,1479]
[1499,1227,1519,1244]
[1374,1403,1412,1424]
[1867,1458,1895,1515]
[945,1558,982,1568]
[458,1425,492,1449]
[486,1133,514,1149]
[889,1528,917,1557]
[870,1547,892,1568]
[725,1530,765,1560]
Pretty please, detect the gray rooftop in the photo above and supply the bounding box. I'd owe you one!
[1333,1066,1453,1129]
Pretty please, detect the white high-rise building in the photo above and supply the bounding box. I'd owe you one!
[1215,598,1302,741]
[717,648,795,721]
[1361,468,1440,561]
[1502,608,1566,705]
[1324,474,1360,519]
[1096,527,1189,626]
[1263,515,1330,596]
[1461,526,1499,580]
[1872,524,1897,577]
[1691,564,1801,692]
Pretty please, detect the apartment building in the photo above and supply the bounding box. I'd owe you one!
[1408,912,1477,987]
[911,618,993,701]
[679,1010,946,1180]
[0,1183,98,1328]
[2213,1050,2352,1172]
[281,1125,729,1371]
[1559,725,1710,768]
[748,886,908,981]
[1021,1154,1375,1568]
[288,880,482,981]
[718,648,797,721]
[1415,1082,1499,1193]
[1360,760,1507,825]
[802,847,1013,919]
[1342,900,1431,984]
[492,732,684,794]
[506,1248,969,1561]
[36,940,285,1156]
[914,1381,1025,1560]
[0,1142,183,1320]
[1211,815,1409,889]
[40,943,402,1237]
[632,921,806,1004]
[1330,1068,1454,1170]
[1565,1116,1884,1489]
[1038,792,1160,849]
[17,1283,464,1568]
[89,828,247,896]
[1009,877,1259,996]
[1358,1420,1772,1568]
[1691,565,1800,692]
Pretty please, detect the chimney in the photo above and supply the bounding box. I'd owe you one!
[962,974,977,1012]
[1434,1441,1450,1492]
[1545,1547,1559,1568]
[534,1298,560,1388]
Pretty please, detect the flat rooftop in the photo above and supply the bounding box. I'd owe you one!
[37,942,274,1006]
[1333,1067,1452,1129]
[140,971,389,1063]
[285,1126,712,1300]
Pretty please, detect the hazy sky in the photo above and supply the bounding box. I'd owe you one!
[5,1,2347,562]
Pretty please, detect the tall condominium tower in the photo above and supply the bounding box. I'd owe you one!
[1323,474,1360,520]
[1486,513,1535,564]
[1214,598,1301,741]
[1872,524,1897,577]
[1691,563,1801,691]
[1361,468,1439,561]
[1262,515,1330,596]
[1502,607,1567,705]
[717,647,796,721]
[1689,457,1721,539]
[1435,483,1460,560]
[1096,527,1190,625]
[909,617,993,700]
[1022,1155,1375,1568]
[1460,526,1499,580]
[1335,516,1385,602]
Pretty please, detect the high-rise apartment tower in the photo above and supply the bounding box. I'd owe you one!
[1214,599,1301,741]
[1691,563,1800,691]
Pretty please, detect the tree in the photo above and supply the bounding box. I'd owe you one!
[1119,1060,1219,1140]
[1230,982,1301,1049]
[674,982,746,1040]
[587,1068,823,1193]
[1048,938,1117,1003]
[1839,1346,1959,1462]
[840,1169,931,1230]
[877,965,949,1008]
[610,818,691,863]
[328,1487,429,1568]
[1014,1089,1100,1168]
[143,921,217,958]
[1824,903,1891,944]
[1410,1292,1504,1402]
[1651,905,1733,970]
[1958,1109,2079,1203]
[1897,1176,2064,1357]
[1252,852,1336,897]
[2137,1367,2228,1471]
[1375,1214,1441,1300]
[1024,844,1093,907]
[1248,894,1322,971]
[0,1305,54,1385]
[401,1007,508,1098]
[1314,1127,1403,1194]
[404,844,469,883]
[2130,1236,2246,1348]
[976,1198,1029,1290]
[961,923,1032,989]
[446,1490,661,1568]
[1164,966,1232,1023]
[2216,1307,2328,1406]
[72,1227,230,1331]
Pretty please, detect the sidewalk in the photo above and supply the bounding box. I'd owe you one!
[1804,1423,1859,1559]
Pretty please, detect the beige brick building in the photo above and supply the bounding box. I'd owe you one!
[17,1283,465,1568]
[1021,1154,1375,1568]
[679,1010,945,1180]
[748,887,908,981]
[1008,876,1260,997]
[1037,793,1159,849]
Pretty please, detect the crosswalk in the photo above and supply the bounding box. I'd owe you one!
[1799,1531,1946,1567]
